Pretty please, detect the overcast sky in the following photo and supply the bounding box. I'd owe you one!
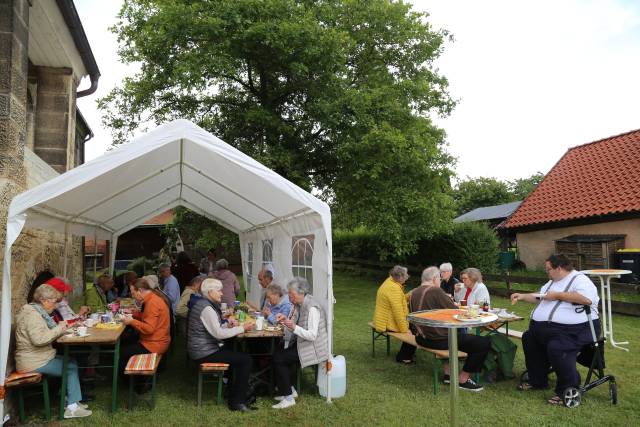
[76,0,640,182]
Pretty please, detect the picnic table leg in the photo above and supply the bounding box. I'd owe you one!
[112,338,120,414]
[269,337,276,396]
[448,328,459,427]
[59,345,69,420]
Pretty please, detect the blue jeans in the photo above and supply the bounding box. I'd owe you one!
[36,355,82,405]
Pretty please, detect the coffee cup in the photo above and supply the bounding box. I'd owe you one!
[77,326,88,336]
[221,302,228,311]
[460,299,467,307]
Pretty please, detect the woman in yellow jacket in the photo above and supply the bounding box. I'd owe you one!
[373,265,416,363]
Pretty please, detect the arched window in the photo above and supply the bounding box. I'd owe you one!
[262,239,273,272]
[246,242,254,282]
[291,235,314,292]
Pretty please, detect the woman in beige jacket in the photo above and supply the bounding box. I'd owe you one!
[15,284,92,419]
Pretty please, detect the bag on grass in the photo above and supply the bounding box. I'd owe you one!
[482,333,517,382]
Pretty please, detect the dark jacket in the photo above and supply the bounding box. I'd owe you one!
[187,298,223,361]
[440,276,460,296]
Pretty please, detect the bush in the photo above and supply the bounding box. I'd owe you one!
[409,222,500,274]
[333,227,393,260]
[127,257,156,277]
[334,221,500,274]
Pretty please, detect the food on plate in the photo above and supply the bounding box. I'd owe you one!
[95,322,121,330]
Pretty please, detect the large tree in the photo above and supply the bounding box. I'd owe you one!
[100,0,456,256]
[509,171,544,200]
[453,172,545,215]
[453,177,513,216]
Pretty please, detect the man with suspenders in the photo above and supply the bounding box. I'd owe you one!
[511,254,600,404]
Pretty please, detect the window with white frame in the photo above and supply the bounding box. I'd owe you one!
[262,239,273,272]
[246,242,254,283]
[291,235,314,292]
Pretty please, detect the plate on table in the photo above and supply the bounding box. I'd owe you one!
[454,313,498,323]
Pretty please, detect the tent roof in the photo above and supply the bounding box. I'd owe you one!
[8,119,330,238]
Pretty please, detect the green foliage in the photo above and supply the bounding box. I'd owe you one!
[453,177,513,216]
[99,0,456,258]
[127,256,156,277]
[167,206,240,256]
[509,172,544,200]
[415,221,501,273]
[333,227,391,260]
[334,221,500,273]
[453,172,544,215]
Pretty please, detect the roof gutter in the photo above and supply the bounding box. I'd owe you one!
[55,0,101,98]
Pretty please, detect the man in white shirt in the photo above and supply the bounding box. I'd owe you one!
[271,277,328,409]
[511,254,600,405]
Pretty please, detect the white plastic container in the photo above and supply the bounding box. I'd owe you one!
[317,355,346,398]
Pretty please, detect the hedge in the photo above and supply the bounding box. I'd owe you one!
[333,221,500,274]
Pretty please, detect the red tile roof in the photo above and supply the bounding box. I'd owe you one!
[503,128,640,229]
[143,209,175,226]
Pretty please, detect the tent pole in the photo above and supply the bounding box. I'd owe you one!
[62,222,69,278]
[93,227,98,282]
[109,234,119,276]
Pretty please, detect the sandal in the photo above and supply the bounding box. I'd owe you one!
[547,395,563,406]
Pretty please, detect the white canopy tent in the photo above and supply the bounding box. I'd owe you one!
[0,120,334,418]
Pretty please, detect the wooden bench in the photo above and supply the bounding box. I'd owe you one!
[4,371,50,423]
[494,327,523,339]
[124,353,162,409]
[198,363,229,406]
[369,322,467,394]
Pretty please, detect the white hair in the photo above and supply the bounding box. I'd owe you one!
[421,266,440,283]
[143,275,159,289]
[201,278,223,297]
[439,263,453,273]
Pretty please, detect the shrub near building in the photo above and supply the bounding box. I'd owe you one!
[334,222,500,274]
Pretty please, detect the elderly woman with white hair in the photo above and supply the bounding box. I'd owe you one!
[271,277,329,409]
[438,262,461,298]
[15,285,92,418]
[187,278,256,412]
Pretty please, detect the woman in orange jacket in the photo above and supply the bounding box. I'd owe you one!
[119,278,171,373]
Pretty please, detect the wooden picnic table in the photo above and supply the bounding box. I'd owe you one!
[234,325,284,394]
[56,323,125,419]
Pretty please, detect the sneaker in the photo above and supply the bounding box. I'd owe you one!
[272,398,296,409]
[64,406,92,418]
[459,378,483,392]
[443,374,450,384]
[274,387,298,401]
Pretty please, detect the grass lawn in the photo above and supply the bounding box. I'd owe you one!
[30,271,639,426]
